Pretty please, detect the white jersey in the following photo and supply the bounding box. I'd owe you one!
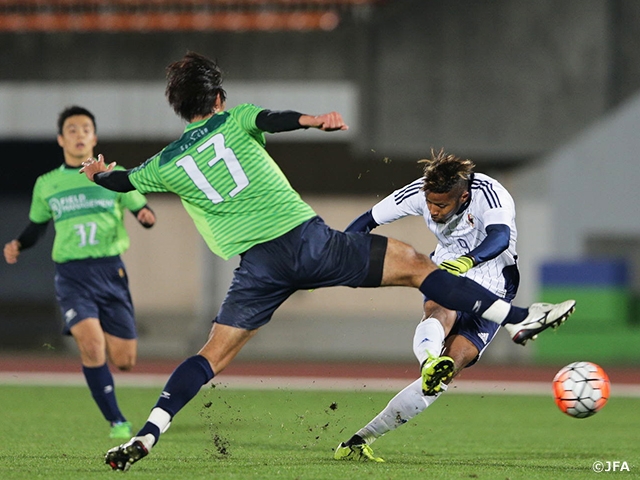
[371,173,518,297]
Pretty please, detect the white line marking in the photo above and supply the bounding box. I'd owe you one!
[0,372,639,397]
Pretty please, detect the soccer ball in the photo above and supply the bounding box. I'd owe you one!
[552,361,610,418]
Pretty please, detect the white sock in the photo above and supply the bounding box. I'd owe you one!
[356,379,444,443]
[481,299,512,325]
[136,434,156,452]
[148,407,172,439]
[413,317,445,365]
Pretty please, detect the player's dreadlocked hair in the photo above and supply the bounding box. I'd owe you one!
[165,51,227,122]
[420,149,475,194]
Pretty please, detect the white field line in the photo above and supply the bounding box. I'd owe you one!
[1,371,639,397]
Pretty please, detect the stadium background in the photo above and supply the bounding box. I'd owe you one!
[0,0,639,370]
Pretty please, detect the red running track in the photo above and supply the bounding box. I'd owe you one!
[0,354,637,384]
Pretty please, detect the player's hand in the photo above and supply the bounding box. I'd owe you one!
[137,207,156,228]
[3,240,21,264]
[439,256,475,276]
[80,154,116,182]
[301,112,348,131]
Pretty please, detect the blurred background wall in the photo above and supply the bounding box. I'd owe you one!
[1,0,639,364]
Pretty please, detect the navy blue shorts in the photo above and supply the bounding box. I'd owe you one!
[426,264,520,367]
[54,256,137,339]
[215,216,387,330]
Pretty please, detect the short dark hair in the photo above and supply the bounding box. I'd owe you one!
[420,148,475,194]
[57,106,96,135]
[165,51,227,122]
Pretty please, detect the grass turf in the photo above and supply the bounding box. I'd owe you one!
[0,383,638,479]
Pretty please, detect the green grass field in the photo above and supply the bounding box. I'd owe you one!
[0,384,638,479]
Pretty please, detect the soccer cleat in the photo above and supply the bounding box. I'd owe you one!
[420,354,455,396]
[334,442,384,462]
[503,300,576,346]
[105,438,149,471]
[109,421,132,439]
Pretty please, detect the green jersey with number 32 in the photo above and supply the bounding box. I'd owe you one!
[29,164,148,263]
[128,103,316,260]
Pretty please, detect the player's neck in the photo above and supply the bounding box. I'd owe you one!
[190,103,225,124]
[63,153,90,168]
[190,113,215,123]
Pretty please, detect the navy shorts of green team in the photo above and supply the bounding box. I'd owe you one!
[214,216,387,330]
[422,263,520,366]
[54,255,137,339]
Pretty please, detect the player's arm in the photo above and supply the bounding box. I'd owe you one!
[440,224,511,275]
[466,224,510,263]
[80,154,135,192]
[130,205,156,229]
[345,210,379,234]
[256,109,348,133]
[345,180,424,234]
[3,220,49,264]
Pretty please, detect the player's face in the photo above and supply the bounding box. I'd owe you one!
[57,115,97,165]
[425,189,469,223]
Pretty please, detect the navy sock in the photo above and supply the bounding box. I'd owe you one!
[501,305,529,325]
[136,355,215,441]
[418,269,526,324]
[82,364,126,424]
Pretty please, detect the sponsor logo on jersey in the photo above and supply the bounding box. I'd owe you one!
[49,193,115,220]
[477,332,489,344]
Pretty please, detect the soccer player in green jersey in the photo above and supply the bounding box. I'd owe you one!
[3,106,156,440]
[80,52,575,471]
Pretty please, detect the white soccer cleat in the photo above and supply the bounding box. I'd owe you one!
[503,300,576,346]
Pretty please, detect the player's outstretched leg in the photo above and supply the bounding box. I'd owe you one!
[420,354,455,396]
[105,437,150,471]
[503,300,576,345]
[334,435,384,463]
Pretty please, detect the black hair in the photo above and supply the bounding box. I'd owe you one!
[165,51,227,122]
[420,149,475,194]
[57,106,96,135]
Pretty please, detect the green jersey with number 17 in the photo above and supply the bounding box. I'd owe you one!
[28,164,148,263]
[128,103,316,260]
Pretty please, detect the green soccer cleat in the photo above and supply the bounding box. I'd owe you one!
[421,354,455,396]
[334,442,385,462]
[109,421,132,439]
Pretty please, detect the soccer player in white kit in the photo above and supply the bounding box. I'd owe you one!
[335,150,545,462]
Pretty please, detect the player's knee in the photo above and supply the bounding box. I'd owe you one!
[114,358,135,371]
[111,352,136,371]
[77,341,106,365]
[405,249,434,286]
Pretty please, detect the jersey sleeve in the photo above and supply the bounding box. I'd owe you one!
[371,178,426,225]
[477,182,516,228]
[129,154,169,194]
[27,176,53,223]
[229,103,266,145]
[119,189,148,212]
